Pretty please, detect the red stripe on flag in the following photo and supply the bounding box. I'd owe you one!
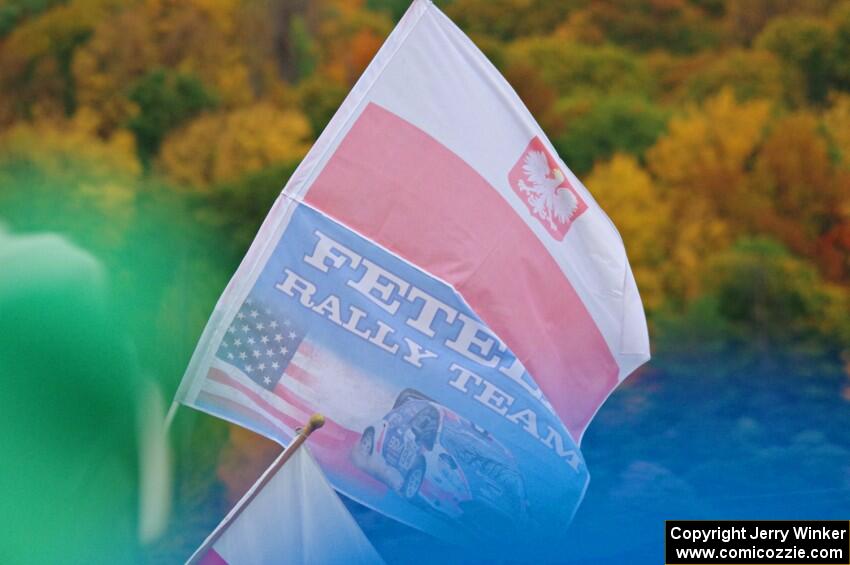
[297,339,316,358]
[304,103,619,440]
[208,368,306,432]
[207,367,352,448]
[273,380,313,414]
[197,390,289,438]
[199,548,228,565]
[271,379,358,445]
[284,358,316,387]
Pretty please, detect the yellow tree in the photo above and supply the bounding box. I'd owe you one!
[311,2,392,86]
[585,154,671,312]
[0,107,139,179]
[823,96,850,280]
[750,112,850,282]
[825,93,850,169]
[680,49,803,106]
[645,89,772,300]
[648,89,771,217]
[72,0,260,135]
[0,107,141,247]
[157,102,312,188]
[0,0,123,126]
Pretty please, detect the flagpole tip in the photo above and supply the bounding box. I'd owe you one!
[307,413,325,434]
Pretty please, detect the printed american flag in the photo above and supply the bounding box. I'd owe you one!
[215,296,307,391]
[194,293,361,452]
[190,290,322,444]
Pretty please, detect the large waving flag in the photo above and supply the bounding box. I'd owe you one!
[173,0,649,549]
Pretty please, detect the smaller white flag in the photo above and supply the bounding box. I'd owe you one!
[191,446,383,565]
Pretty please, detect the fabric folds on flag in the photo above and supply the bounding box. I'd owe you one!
[193,447,382,565]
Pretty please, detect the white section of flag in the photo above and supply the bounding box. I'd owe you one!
[279,348,398,431]
[192,446,383,565]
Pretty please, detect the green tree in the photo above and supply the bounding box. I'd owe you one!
[204,162,300,252]
[365,0,414,22]
[654,237,850,379]
[445,0,581,41]
[128,69,218,165]
[724,0,838,43]
[554,95,668,175]
[296,73,348,138]
[289,14,318,82]
[755,16,835,104]
[831,2,850,91]
[682,49,802,105]
[506,37,656,100]
[705,238,850,355]
[0,0,64,38]
[560,0,724,54]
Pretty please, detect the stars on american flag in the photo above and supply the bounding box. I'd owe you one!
[216,294,306,391]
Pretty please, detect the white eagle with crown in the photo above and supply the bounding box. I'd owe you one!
[516,150,578,230]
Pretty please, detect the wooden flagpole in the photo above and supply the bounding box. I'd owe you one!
[185,413,326,565]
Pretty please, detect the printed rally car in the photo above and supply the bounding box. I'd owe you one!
[352,389,527,526]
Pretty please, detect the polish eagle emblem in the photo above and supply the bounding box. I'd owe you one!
[508,137,587,240]
[517,150,579,230]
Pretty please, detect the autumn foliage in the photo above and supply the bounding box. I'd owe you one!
[1,0,849,559]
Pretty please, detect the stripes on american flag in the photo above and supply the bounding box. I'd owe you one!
[193,293,351,449]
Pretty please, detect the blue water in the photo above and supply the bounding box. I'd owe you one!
[344,365,850,563]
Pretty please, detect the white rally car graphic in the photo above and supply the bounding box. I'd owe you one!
[352,389,528,528]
